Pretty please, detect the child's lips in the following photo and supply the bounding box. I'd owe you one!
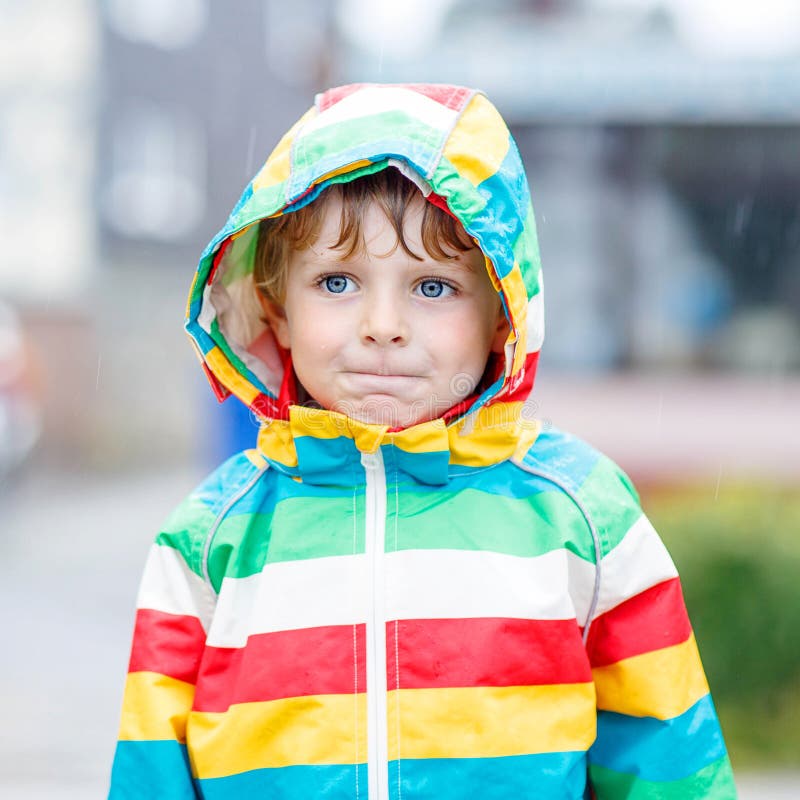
[342,371,425,392]
[348,369,422,378]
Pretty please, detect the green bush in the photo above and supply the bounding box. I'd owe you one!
[644,483,800,767]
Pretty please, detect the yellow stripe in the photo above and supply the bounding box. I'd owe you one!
[204,346,260,406]
[187,694,367,779]
[499,266,529,372]
[252,106,316,191]
[593,635,710,720]
[290,406,390,454]
[119,672,195,743]
[259,403,541,469]
[485,254,502,292]
[443,94,510,187]
[257,420,299,467]
[449,401,537,467]
[243,447,268,468]
[387,684,596,760]
[315,159,374,184]
[389,418,449,455]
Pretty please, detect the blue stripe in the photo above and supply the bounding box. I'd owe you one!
[198,763,367,799]
[590,694,727,783]
[200,447,590,520]
[185,319,219,358]
[470,140,529,280]
[294,434,364,485]
[383,442,451,486]
[192,451,263,515]
[388,752,589,800]
[109,740,197,799]
[185,426,605,524]
[522,427,602,493]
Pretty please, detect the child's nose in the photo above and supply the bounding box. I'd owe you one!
[359,294,409,346]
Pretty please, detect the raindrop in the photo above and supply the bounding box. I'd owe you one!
[733,198,752,236]
[245,125,257,179]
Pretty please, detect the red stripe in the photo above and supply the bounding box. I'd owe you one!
[387,617,591,690]
[250,391,280,419]
[425,191,458,220]
[206,237,230,286]
[317,83,472,113]
[489,351,540,406]
[128,609,206,684]
[406,84,473,110]
[586,577,692,668]
[317,83,365,111]
[193,624,366,712]
[201,361,231,402]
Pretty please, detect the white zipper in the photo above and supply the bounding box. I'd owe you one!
[361,448,389,800]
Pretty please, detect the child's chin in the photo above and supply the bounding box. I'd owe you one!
[343,401,430,429]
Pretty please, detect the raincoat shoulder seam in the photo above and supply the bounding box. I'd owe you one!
[509,453,603,641]
[200,461,269,592]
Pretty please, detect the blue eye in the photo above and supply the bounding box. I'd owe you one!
[323,275,351,293]
[418,280,450,298]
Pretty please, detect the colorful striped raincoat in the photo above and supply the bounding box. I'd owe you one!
[109,84,737,799]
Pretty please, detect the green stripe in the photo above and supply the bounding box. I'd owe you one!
[318,159,386,188]
[206,495,366,589]
[513,203,542,299]
[589,755,736,799]
[220,226,258,286]
[293,112,443,171]
[190,255,213,305]
[155,497,218,578]
[578,456,643,555]
[209,317,256,387]
[203,484,604,587]
[392,488,597,561]
[429,156,489,228]
[246,181,288,219]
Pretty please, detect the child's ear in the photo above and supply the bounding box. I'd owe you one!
[490,308,511,354]
[257,292,291,350]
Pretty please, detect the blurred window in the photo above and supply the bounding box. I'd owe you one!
[104,0,208,50]
[101,100,206,242]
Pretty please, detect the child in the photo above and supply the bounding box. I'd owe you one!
[109,84,736,799]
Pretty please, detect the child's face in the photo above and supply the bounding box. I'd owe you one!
[260,194,508,428]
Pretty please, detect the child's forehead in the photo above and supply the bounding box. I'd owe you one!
[298,206,482,269]
[315,192,423,241]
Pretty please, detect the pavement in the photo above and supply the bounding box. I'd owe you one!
[0,462,797,798]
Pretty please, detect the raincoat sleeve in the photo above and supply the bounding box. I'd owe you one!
[581,457,737,798]
[108,479,220,799]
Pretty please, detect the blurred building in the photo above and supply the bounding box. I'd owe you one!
[96,0,334,265]
[337,0,800,373]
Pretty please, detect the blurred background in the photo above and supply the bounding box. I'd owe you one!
[1,0,798,796]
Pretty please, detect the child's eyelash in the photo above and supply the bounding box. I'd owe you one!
[314,272,352,286]
[417,276,459,292]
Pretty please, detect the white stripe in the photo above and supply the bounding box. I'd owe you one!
[206,547,586,648]
[197,281,217,335]
[136,543,215,632]
[299,87,457,142]
[207,554,369,648]
[593,514,679,619]
[386,548,576,622]
[526,280,545,353]
[386,158,432,195]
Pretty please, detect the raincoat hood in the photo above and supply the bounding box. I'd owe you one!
[186,84,543,421]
